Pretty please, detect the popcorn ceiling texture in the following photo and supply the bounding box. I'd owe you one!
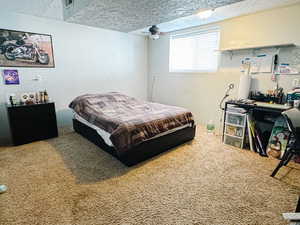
[66,0,243,32]
[3,0,299,33]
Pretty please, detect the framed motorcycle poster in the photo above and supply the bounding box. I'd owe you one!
[0,29,55,68]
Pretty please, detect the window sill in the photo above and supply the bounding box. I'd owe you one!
[169,69,218,74]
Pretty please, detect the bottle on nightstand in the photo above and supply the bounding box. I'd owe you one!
[44,90,49,103]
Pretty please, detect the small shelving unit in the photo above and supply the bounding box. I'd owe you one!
[223,111,247,148]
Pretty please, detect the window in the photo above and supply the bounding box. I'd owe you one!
[169,27,220,73]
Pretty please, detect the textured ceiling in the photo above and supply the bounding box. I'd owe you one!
[66,0,244,32]
[2,0,300,33]
[133,0,300,34]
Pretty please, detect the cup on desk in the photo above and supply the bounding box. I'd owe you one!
[294,100,300,108]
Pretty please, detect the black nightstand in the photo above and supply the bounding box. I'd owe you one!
[6,102,58,145]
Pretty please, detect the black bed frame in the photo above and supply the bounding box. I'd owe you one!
[73,119,196,166]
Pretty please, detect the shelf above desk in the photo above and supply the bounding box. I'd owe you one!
[219,43,296,52]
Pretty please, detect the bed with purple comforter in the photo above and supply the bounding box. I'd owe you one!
[69,92,195,157]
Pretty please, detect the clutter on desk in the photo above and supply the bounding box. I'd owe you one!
[287,88,300,101]
[8,90,50,106]
[249,88,284,104]
[233,99,256,105]
[287,88,300,108]
[294,100,300,108]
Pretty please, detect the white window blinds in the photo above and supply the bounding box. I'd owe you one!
[169,28,220,73]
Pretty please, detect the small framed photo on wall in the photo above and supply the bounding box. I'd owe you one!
[3,69,20,85]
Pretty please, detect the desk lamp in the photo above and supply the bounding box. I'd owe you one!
[219,83,235,110]
[218,83,235,135]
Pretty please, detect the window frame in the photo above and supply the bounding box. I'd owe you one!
[169,27,221,74]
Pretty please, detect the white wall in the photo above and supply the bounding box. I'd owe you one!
[0,12,148,145]
[148,3,300,130]
[220,3,300,50]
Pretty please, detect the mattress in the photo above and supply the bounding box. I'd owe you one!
[74,113,191,148]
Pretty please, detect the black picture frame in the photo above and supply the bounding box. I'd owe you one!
[0,28,55,68]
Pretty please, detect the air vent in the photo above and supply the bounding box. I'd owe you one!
[65,0,74,8]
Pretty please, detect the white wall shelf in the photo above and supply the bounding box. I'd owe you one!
[219,43,296,52]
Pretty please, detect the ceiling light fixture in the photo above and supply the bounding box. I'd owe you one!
[197,9,214,19]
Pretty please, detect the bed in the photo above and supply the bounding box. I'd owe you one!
[69,92,196,166]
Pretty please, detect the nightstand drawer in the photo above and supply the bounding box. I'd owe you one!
[8,103,55,120]
[6,102,58,145]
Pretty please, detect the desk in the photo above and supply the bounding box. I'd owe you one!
[222,100,292,145]
[225,101,291,112]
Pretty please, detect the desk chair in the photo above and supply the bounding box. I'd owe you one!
[297,197,300,213]
[271,108,300,177]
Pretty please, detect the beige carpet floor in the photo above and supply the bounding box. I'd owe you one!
[0,126,300,225]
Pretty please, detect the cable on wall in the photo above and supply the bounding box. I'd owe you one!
[150,75,157,102]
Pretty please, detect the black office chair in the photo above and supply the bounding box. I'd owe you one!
[271,108,300,177]
[297,196,300,213]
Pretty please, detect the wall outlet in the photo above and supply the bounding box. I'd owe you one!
[293,79,300,88]
[33,75,42,82]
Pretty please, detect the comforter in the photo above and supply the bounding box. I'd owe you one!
[69,92,194,155]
